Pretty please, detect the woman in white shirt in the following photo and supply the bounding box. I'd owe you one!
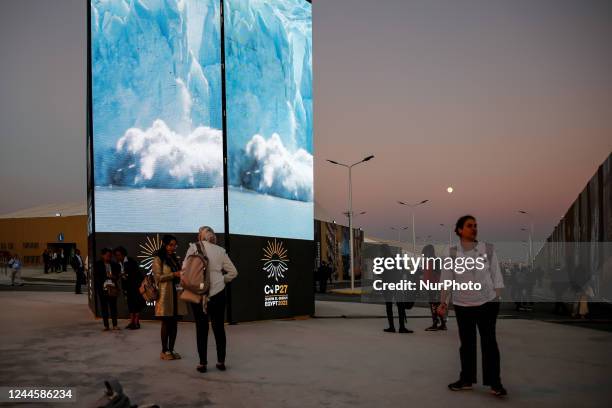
[438,215,507,397]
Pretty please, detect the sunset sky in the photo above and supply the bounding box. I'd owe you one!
[1,0,610,244]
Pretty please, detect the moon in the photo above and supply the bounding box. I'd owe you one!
[447,187,453,194]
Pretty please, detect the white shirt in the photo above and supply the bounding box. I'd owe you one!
[183,241,238,297]
[440,241,504,307]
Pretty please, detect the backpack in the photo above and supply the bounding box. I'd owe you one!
[449,242,495,280]
[139,272,159,302]
[180,242,210,306]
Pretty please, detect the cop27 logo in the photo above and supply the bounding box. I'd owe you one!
[137,234,162,271]
[262,239,289,281]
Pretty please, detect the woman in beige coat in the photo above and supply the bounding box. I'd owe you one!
[153,234,188,360]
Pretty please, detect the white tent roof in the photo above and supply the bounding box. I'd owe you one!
[0,202,86,219]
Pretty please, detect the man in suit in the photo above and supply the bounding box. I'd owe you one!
[94,248,121,331]
[73,248,85,294]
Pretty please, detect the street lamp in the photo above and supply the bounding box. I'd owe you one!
[344,211,366,228]
[518,210,534,270]
[327,155,375,292]
[390,226,409,242]
[398,199,429,255]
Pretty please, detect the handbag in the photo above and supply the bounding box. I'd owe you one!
[180,242,210,306]
[139,273,159,302]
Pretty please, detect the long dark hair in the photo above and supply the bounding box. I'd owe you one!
[455,215,476,237]
[157,234,179,268]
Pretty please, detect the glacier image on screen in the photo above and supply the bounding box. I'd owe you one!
[225,0,313,240]
[91,0,224,233]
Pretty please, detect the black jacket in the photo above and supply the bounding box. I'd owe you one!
[120,257,143,294]
[93,260,121,295]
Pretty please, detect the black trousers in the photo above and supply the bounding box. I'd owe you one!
[191,290,226,365]
[454,301,501,386]
[75,267,84,293]
[99,294,118,328]
[385,302,406,330]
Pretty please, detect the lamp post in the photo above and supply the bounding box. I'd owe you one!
[391,226,409,242]
[344,211,366,228]
[398,199,429,255]
[327,155,375,292]
[519,210,534,270]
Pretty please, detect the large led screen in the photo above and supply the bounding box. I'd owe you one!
[224,0,313,240]
[90,0,224,233]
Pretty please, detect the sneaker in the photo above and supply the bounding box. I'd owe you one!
[383,327,396,333]
[448,380,473,391]
[125,323,135,330]
[216,363,226,371]
[491,385,507,397]
[398,328,413,333]
[160,351,175,360]
[438,323,447,331]
[171,351,182,360]
[112,326,120,331]
[196,364,207,373]
[425,324,438,331]
[102,327,110,332]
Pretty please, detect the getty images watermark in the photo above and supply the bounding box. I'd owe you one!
[371,253,488,291]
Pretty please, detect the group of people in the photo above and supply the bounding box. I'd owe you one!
[42,248,69,273]
[94,226,238,373]
[383,215,507,397]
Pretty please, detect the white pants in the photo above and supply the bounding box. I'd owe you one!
[10,268,21,285]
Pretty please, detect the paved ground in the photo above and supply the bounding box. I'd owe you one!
[0,292,611,407]
[0,266,76,284]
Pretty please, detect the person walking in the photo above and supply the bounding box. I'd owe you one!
[73,249,85,294]
[438,215,507,397]
[380,245,412,334]
[182,226,238,373]
[422,244,446,331]
[94,248,121,331]
[153,234,188,361]
[114,246,144,329]
[8,254,23,286]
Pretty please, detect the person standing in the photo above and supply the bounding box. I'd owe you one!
[153,235,188,361]
[438,215,507,397]
[50,251,58,272]
[8,254,23,286]
[73,249,85,294]
[60,249,67,272]
[318,261,329,293]
[94,248,121,331]
[42,249,50,274]
[114,246,144,329]
[422,244,446,331]
[183,226,238,373]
